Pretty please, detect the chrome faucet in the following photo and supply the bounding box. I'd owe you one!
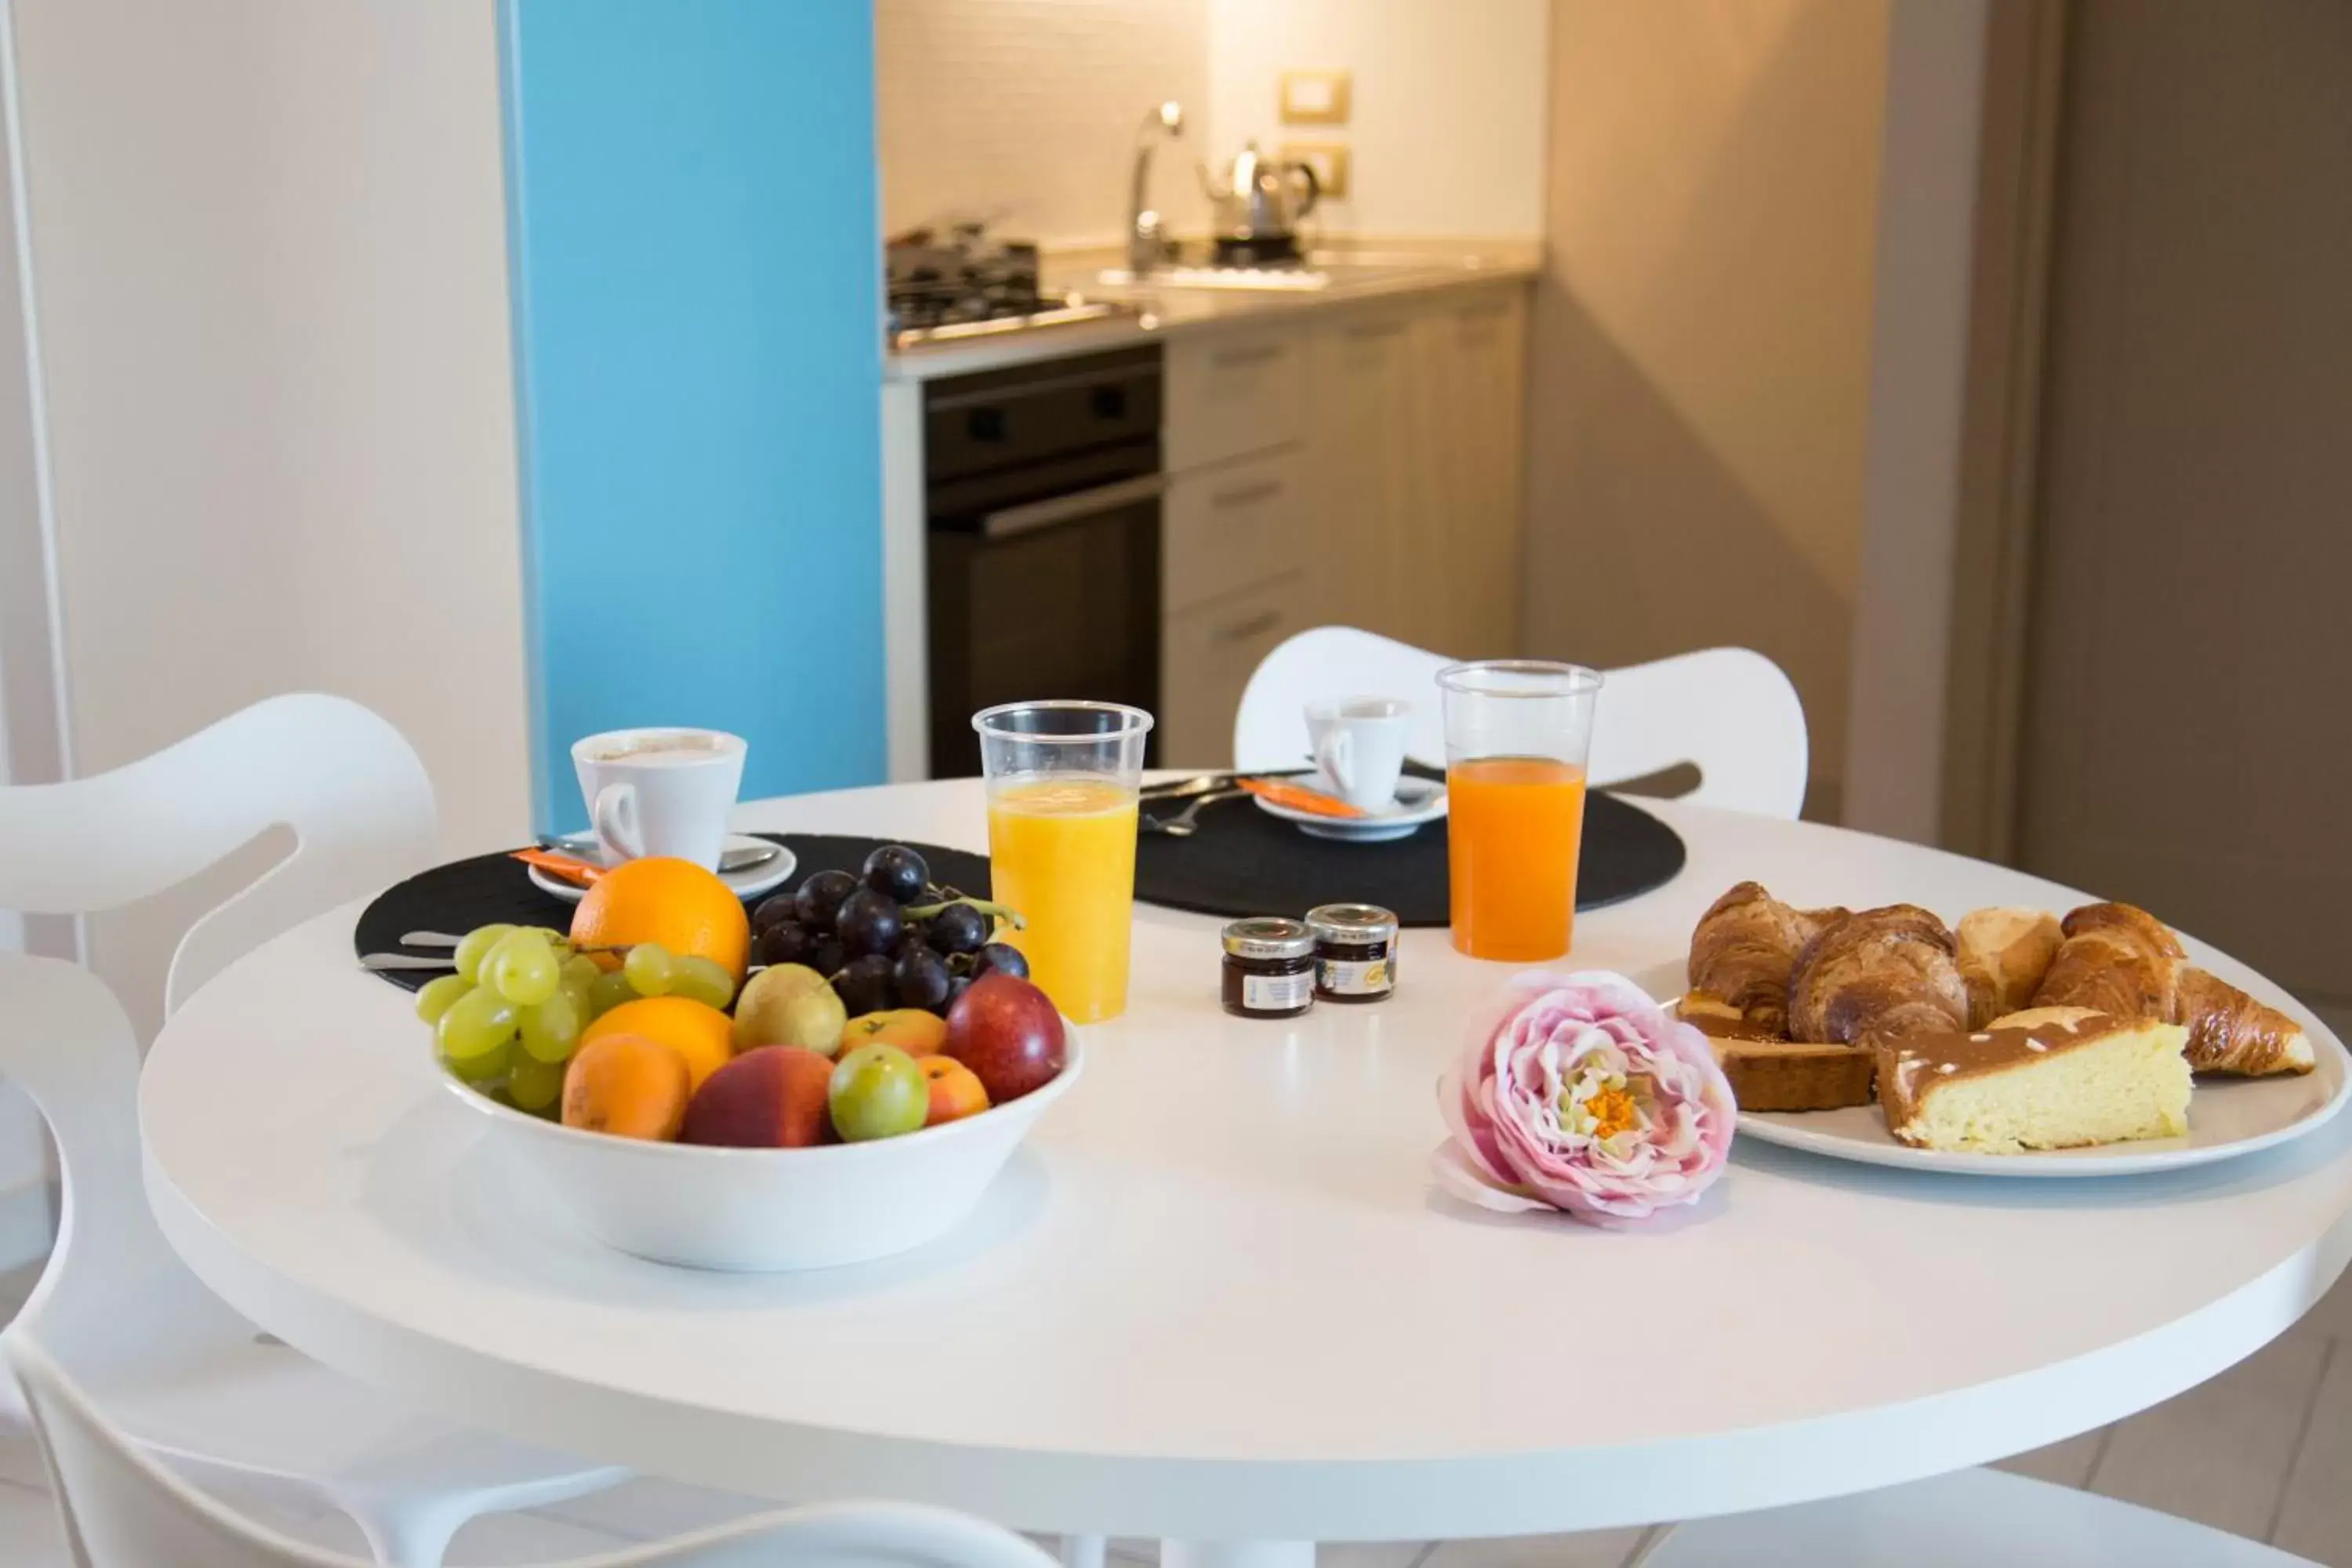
[1127,100,1185,275]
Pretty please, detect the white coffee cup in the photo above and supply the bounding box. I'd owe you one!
[1305,697,1412,811]
[570,728,746,869]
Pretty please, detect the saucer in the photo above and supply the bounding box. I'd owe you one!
[1251,775,1449,843]
[527,834,797,906]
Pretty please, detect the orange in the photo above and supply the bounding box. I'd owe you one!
[580,996,735,1092]
[569,856,751,982]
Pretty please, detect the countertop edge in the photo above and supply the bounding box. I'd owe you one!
[884,256,1541,384]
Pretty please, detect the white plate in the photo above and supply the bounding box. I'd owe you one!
[527,834,797,906]
[1634,959,2352,1177]
[1253,775,1449,843]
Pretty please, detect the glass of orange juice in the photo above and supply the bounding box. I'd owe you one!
[973,701,1154,1023]
[1438,661,1603,961]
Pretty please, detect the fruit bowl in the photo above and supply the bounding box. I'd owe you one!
[440,1025,1084,1272]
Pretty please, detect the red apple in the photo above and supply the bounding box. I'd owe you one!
[943,974,1065,1102]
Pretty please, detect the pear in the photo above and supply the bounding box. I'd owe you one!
[732,964,847,1057]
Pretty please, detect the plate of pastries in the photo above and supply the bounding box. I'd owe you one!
[1671,882,2347,1174]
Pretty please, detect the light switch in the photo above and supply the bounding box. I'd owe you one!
[1279,69,1352,126]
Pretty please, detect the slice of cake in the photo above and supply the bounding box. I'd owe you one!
[1679,994,1875,1112]
[1877,1005,2192,1154]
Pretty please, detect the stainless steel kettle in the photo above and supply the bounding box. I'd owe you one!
[1199,141,1320,249]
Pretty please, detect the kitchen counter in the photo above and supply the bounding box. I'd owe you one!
[884,238,1541,383]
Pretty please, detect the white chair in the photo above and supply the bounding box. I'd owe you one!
[1638,1464,2318,1566]
[9,1330,1059,1568]
[0,695,626,1565]
[1231,627,1810,818]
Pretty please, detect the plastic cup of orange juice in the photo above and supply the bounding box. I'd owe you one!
[1436,661,1603,961]
[973,701,1154,1024]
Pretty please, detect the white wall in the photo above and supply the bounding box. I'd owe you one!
[876,0,1548,249]
[877,0,1211,248]
[1204,0,1548,238]
[5,0,533,1039]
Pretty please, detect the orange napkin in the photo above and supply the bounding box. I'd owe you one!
[510,848,604,887]
[1238,777,1369,819]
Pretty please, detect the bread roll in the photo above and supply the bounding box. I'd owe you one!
[1957,906,2063,1029]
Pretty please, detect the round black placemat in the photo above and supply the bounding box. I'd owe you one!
[1133,790,1683,927]
[354,834,993,993]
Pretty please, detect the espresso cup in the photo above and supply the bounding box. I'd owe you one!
[1305,697,1411,811]
[570,728,746,869]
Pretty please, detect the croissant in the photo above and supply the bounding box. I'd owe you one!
[2035,902,2314,1076]
[1957,906,2063,1029]
[2174,967,2314,1076]
[2031,902,2183,1018]
[1685,881,1851,1038]
[1788,905,1969,1047]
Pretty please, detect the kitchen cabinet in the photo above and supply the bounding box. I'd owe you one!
[1164,327,1306,472]
[1414,287,1528,656]
[1154,281,1530,764]
[1299,285,1529,656]
[1163,448,1309,615]
[1158,572,1308,766]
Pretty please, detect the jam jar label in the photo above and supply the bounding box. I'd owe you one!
[1319,955,1392,996]
[1243,970,1316,1011]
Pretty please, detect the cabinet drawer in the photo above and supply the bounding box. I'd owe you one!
[1163,451,1308,615]
[1158,572,1305,767]
[1166,328,1305,471]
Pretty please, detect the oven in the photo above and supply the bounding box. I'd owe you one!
[924,345,1164,778]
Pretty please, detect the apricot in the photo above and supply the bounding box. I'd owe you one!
[561,1033,690,1141]
[681,1046,835,1149]
[920,1054,990,1127]
[842,1008,949,1057]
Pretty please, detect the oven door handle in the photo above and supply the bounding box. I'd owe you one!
[980,473,1167,539]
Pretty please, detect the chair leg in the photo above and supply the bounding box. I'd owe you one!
[1061,1534,1107,1568]
[347,1495,468,1568]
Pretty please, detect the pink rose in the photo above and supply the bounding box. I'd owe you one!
[1435,970,1735,1225]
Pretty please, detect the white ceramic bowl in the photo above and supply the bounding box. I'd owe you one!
[441,1029,1083,1272]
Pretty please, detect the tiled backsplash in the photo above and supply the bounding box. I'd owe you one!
[877,0,1210,247]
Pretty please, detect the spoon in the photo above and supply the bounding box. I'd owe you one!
[1144,787,1247,837]
[359,953,456,972]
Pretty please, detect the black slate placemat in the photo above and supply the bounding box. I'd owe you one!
[1133,789,1684,927]
[354,834,993,992]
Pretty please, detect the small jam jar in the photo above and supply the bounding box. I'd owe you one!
[1305,903,1400,1003]
[1221,917,1316,1019]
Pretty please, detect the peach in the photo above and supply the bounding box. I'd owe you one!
[920,1054,990,1127]
[561,1033,690,1141]
[680,1046,835,1149]
[841,1008,949,1056]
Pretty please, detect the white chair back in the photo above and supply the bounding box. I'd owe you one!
[0,694,434,1014]
[9,1334,1059,1568]
[0,957,173,1375]
[1232,627,1809,818]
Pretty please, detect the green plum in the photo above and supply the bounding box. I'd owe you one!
[826,1044,928,1142]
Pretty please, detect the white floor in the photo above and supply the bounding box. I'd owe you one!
[3,1263,2349,1566]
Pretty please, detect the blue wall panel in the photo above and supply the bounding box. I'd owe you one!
[500,1,884,832]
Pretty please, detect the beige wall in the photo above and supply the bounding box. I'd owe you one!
[6,0,533,1037]
[1204,0,1548,238]
[1521,0,1889,818]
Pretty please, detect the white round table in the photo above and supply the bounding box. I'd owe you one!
[140,782,2352,1564]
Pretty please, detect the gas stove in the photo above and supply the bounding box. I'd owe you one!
[886,225,1131,350]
